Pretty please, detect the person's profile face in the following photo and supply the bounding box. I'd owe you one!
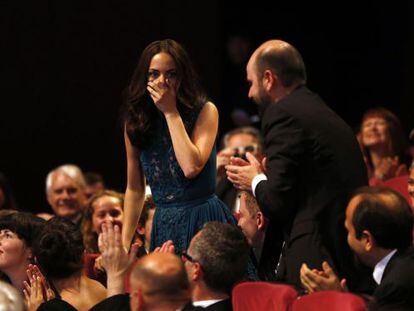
[237,193,259,247]
[345,196,370,266]
[246,59,272,107]
[144,208,155,247]
[147,52,179,91]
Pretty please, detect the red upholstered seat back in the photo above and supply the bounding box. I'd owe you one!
[232,282,298,311]
[292,291,366,311]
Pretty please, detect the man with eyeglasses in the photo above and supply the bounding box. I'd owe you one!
[182,222,249,311]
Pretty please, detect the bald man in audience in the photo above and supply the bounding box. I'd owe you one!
[130,253,190,311]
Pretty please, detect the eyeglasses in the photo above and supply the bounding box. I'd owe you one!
[181,251,198,264]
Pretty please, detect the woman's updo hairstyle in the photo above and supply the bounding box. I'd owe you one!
[34,217,84,280]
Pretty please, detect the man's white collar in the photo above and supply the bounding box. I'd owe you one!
[373,249,397,285]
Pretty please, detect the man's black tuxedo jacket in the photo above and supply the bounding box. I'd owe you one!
[255,86,369,291]
[371,247,414,310]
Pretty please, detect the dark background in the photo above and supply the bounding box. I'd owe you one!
[1,1,413,213]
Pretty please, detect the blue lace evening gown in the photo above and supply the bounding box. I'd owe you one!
[139,105,236,254]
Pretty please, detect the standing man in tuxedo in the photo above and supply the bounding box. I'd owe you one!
[226,39,371,291]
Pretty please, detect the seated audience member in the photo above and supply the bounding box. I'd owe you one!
[82,193,154,285]
[358,108,409,186]
[216,127,264,213]
[82,190,124,253]
[84,172,106,199]
[182,222,250,311]
[34,217,106,310]
[0,172,18,210]
[408,161,414,208]
[0,280,26,311]
[0,212,44,291]
[130,253,190,311]
[91,221,187,311]
[237,191,282,281]
[135,196,156,255]
[300,187,414,310]
[44,164,88,226]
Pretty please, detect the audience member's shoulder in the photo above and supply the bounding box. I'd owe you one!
[83,275,107,299]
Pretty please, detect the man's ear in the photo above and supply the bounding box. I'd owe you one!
[192,262,203,281]
[362,230,375,251]
[256,212,265,230]
[262,70,277,91]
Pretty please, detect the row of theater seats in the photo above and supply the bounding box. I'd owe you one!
[232,282,366,311]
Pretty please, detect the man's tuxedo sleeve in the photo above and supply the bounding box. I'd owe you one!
[255,105,305,221]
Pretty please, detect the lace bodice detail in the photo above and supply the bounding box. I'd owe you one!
[139,106,216,205]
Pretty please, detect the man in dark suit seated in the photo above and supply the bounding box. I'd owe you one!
[237,191,282,281]
[301,187,414,310]
[182,222,250,311]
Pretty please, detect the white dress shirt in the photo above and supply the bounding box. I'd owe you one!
[192,299,224,308]
[373,249,397,285]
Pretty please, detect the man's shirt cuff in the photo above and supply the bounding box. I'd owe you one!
[252,174,267,197]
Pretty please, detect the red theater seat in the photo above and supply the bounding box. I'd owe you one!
[292,291,366,311]
[383,175,410,204]
[232,282,298,311]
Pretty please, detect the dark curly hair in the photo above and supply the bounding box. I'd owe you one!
[123,39,207,148]
[33,217,84,280]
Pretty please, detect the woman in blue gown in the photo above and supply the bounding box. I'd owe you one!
[122,39,235,253]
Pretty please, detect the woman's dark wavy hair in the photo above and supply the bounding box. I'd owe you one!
[0,212,45,248]
[33,217,84,280]
[123,39,207,148]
